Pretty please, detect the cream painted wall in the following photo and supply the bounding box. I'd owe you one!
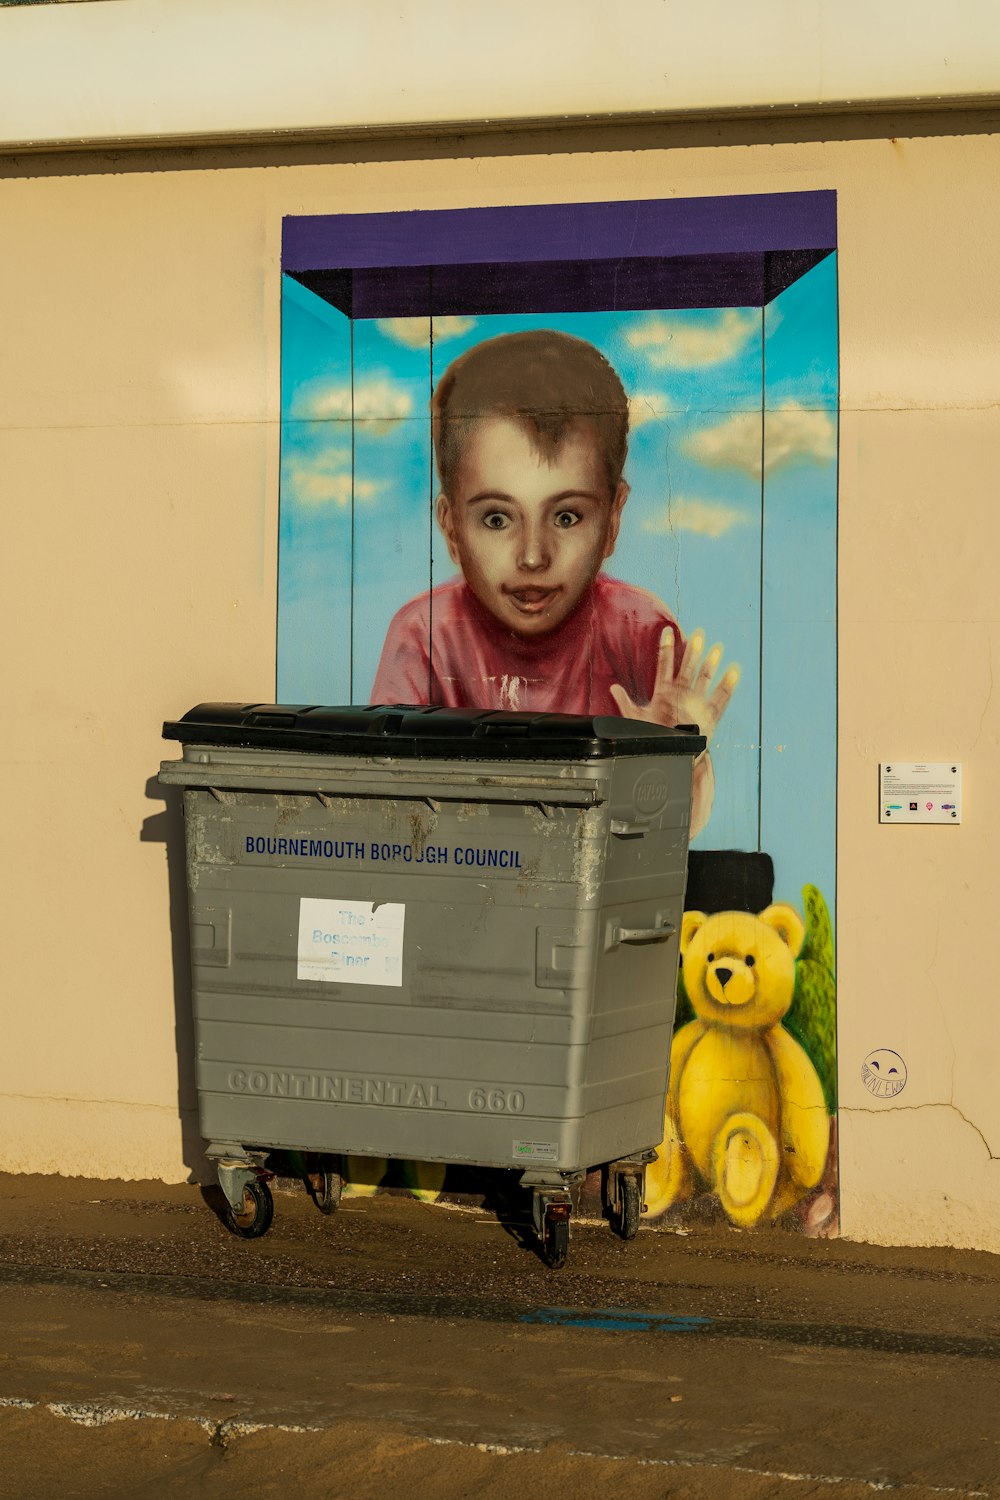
[2,0,999,149]
[2,126,998,1247]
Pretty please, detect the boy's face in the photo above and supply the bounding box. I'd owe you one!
[437,416,627,639]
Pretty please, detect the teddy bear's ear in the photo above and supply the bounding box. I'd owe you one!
[680,910,706,955]
[758,903,805,958]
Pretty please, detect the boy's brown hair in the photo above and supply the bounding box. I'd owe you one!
[431,329,630,495]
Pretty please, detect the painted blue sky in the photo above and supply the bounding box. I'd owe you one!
[278,253,838,906]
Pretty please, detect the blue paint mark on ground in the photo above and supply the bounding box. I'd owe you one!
[521,1307,713,1333]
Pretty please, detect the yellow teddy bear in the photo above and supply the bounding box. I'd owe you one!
[646,904,829,1228]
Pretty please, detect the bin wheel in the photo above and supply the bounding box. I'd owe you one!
[312,1170,343,1216]
[613,1174,641,1242]
[226,1178,274,1240]
[542,1207,571,1269]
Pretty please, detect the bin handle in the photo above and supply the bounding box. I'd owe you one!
[610,818,646,838]
[246,712,298,728]
[609,919,676,947]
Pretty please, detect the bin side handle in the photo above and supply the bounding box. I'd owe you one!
[610,818,646,838]
[608,920,676,947]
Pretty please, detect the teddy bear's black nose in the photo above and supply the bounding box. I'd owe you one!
[714,966,732,988]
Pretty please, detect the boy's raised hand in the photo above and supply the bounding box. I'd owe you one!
[609,627,740,743]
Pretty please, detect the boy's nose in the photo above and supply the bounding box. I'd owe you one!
[518,526,550,571]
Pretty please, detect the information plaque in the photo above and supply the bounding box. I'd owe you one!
[879,763,962,824]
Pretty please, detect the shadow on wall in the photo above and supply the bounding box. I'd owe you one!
[140,776,204,1182]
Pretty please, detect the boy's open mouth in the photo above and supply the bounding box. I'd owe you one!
[506,586,560,614]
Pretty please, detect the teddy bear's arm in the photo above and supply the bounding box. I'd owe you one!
[643,1020,708,1218]
[765,1026,830,1190]
[667,1019,708,1117]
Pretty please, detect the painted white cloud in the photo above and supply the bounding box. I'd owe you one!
[625,309,759,369]
[684,410,762,475]
[683,401,836,477]
[642,496,751,540]
[303,377,414,430]
[283,446,384,508]
[628,391,677,430]
[376,315,477,349]
[762,400,837,472]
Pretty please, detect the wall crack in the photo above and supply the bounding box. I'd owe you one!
[971,631,993,751]
[843,1102,999,1161]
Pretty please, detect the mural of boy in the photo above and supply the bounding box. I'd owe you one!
[278,208,838,1232]
[371,330,739,836]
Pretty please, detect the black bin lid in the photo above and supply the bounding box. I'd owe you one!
[162,704,707,761]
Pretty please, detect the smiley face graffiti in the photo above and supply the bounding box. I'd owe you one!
[861,1049,907,1099]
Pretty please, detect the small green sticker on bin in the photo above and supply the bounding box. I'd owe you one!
[513,1140,559,1162]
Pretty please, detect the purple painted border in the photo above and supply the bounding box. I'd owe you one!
[282,192,836,272]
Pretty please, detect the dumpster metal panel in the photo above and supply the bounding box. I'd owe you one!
[160,706,704,1178]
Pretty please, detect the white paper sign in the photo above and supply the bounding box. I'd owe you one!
[879,762,962,824]
[297,897,405,986]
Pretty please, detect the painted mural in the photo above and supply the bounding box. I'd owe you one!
[277,195,839,1236]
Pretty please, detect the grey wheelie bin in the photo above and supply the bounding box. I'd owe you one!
[159,704,705,1266]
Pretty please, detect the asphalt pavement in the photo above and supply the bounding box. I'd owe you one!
[1,1171,997,1498]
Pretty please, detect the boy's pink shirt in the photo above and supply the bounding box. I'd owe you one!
[370,572,683,714]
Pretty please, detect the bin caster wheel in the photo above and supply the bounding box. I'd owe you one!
[226,1178,274,1240]
[612,1174,641,1241]
[541,1205,571,1269]
[309,1170,343,1216]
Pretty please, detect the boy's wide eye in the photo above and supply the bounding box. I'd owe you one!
[553,510,580,529]
[482,512,510,531]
